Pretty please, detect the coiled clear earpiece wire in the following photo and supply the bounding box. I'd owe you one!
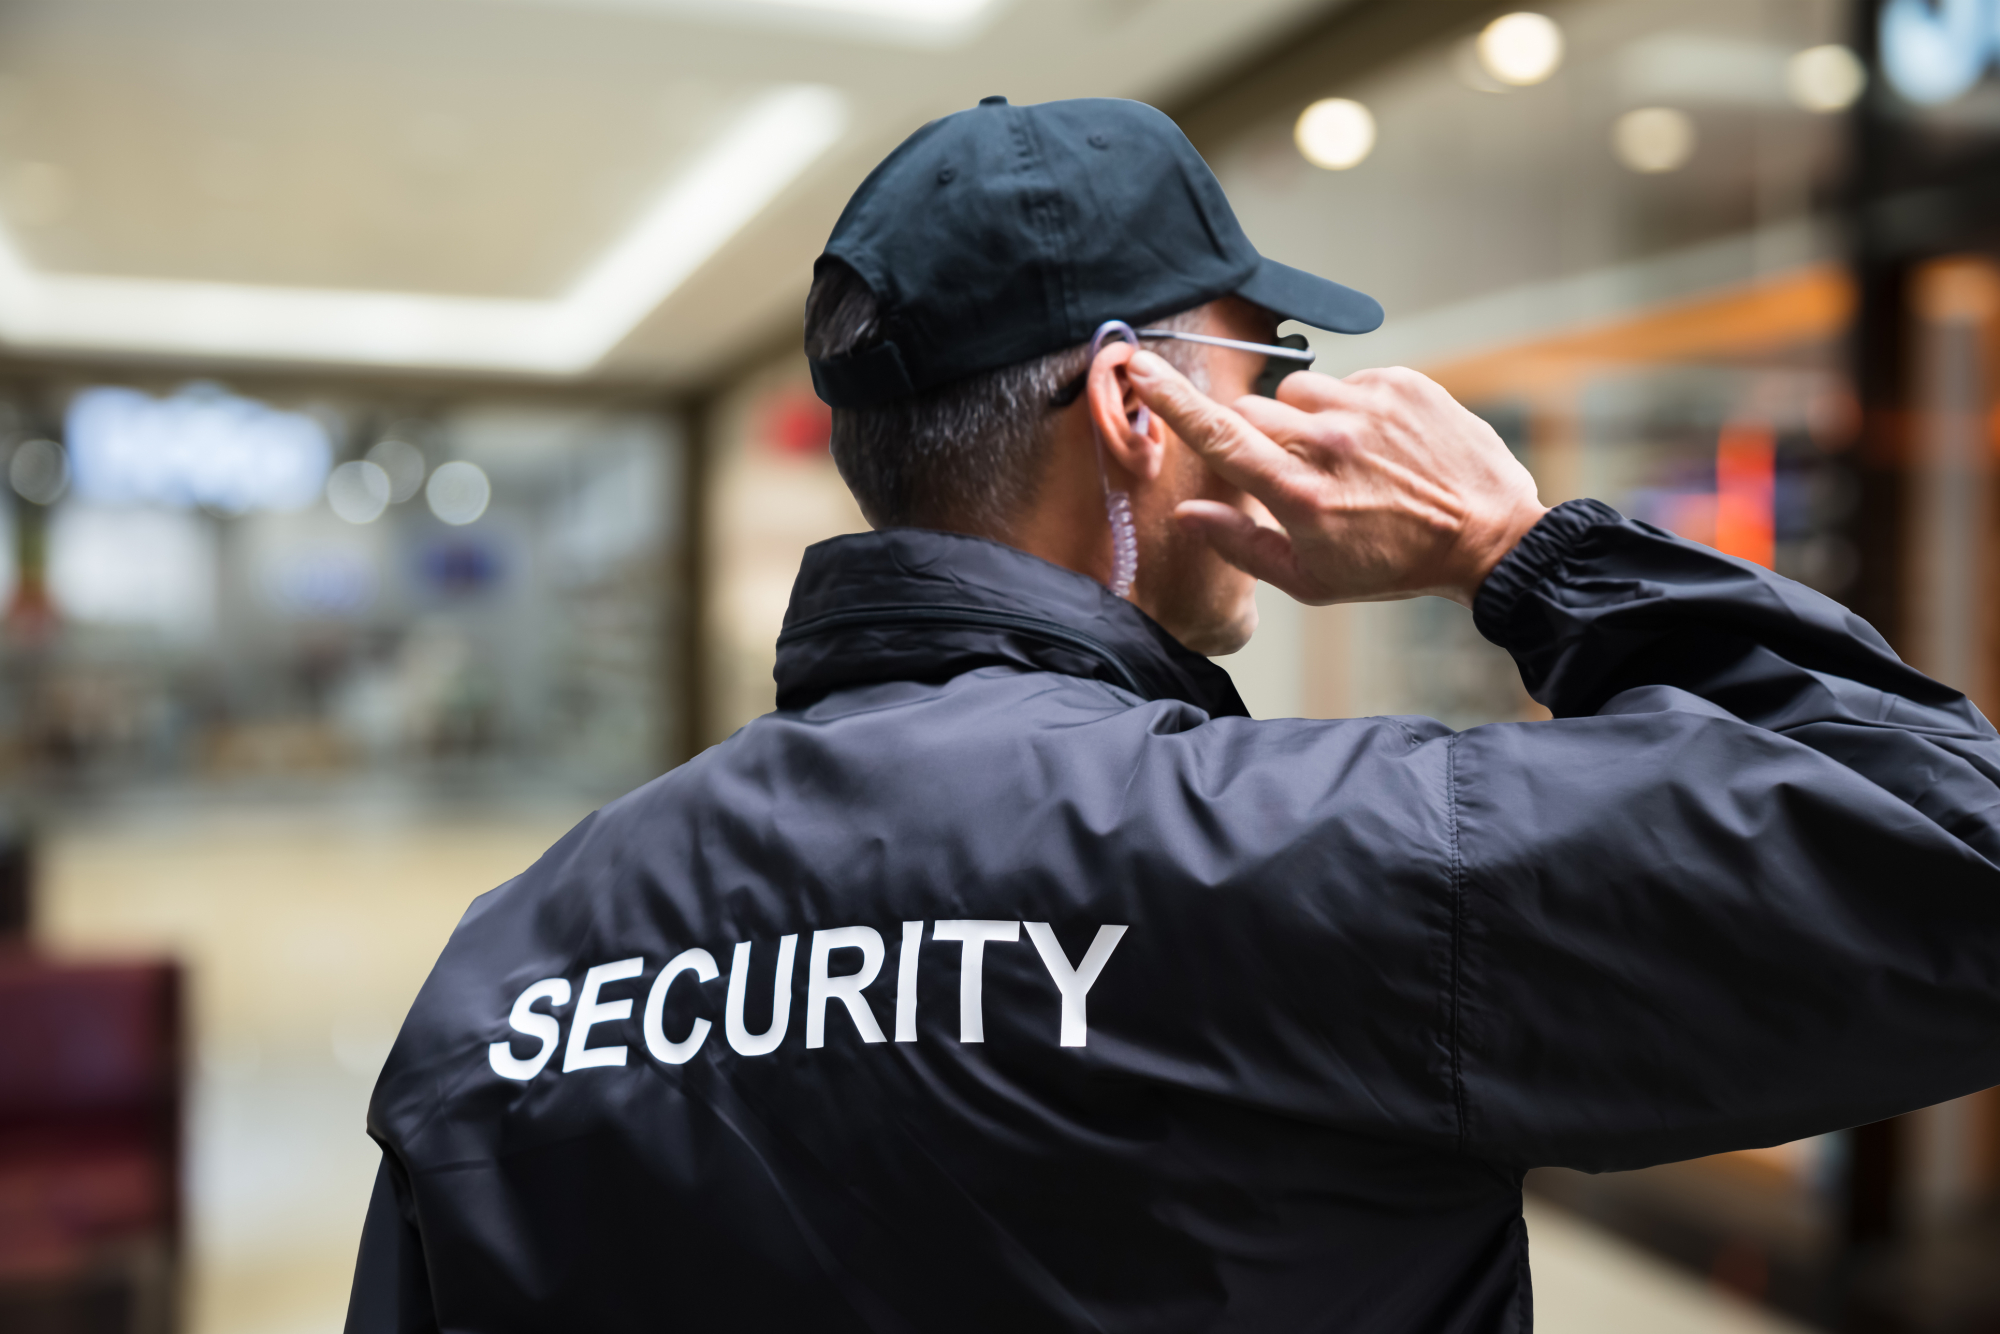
[1087,320,1148,600]
[1103,490,1138,600]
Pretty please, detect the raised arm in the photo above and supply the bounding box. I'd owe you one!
[1136,356,2000,1171]
[1454,503,2000,1168]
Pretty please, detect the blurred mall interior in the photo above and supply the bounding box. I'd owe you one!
[1,0,1997,1330]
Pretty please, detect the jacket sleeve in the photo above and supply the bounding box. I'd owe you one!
[345,1151,440,1334]
[1454,498,2000,1171]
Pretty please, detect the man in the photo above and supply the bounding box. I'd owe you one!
[347,97,2000,1332]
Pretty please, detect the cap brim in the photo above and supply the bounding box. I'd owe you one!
[1236,256,1383,335]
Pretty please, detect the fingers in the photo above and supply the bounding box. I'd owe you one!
[1173,500,1304,594]
[1234,392,1333,444]
[1273,364,1441,414]
[1128,351,1312,502]
[1273,369,1354,411]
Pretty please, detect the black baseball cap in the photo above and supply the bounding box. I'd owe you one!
[808,95,1383,410]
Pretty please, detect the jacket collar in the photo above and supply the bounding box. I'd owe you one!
[774,528,1248,718]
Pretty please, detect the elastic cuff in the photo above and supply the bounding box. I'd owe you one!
[1471,498,1622,649]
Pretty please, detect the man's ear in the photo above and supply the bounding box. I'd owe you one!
[1085,341,1165,483]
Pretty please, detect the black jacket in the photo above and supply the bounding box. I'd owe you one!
[347,500,2000,1333]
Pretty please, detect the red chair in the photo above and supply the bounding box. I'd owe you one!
[0,955,183,1334]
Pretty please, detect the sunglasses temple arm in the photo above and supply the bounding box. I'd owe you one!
[1135,329,1316,361]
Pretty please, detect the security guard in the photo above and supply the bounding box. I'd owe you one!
[346,98,2000,1332]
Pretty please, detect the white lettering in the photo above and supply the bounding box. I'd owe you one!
[895,920,922,1042]
[488,977,570,1080]
[491,919,1125,1070]
[643,947,719,1065]
[806,926,887,1048]
[931,920,1018,1043]
[563,957,644,1072]
[725,934,798,1056]
[1024,923,1127,1047]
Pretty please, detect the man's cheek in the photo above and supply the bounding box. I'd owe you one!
[1184,449,1241,505]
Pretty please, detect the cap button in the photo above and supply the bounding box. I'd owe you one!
[979,95,1009,106]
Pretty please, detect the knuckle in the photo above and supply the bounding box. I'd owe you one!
[1379,366,1431,402]
[1302,417,1356,453]
[1178,403,1226,442]
[1270,483,1315,520]
[1199,407,1250,448]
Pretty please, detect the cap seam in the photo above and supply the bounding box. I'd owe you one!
[1008,111,1075,354]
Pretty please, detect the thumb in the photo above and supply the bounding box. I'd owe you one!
[1175,501,1305,595]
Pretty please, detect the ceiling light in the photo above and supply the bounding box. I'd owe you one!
[1294,99,1376,171]
[427,461,492,526]
[542,85,846,369]
[535,0,1002,49]
[1787,44,1868,112]
[1613,107,1697,173]
[770,0,986,18]
[0,84,847,373]
[1478,13,1565,87]
[751,0,991,26]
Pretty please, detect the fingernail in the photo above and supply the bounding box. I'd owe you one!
[1129,350,1166,378]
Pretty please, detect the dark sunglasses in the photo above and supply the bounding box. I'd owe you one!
[1048,329,1315,410]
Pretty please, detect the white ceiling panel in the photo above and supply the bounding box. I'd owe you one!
[0,0,1349,381]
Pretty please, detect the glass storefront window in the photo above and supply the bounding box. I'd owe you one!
[1,384,686,802]
[1207,0,1860,730]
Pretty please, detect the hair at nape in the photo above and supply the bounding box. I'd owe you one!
[804,259,1209,535]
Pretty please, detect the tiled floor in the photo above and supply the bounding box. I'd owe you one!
[39,798,1807,1334]
[39,794,595,1334]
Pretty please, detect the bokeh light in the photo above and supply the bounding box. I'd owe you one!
[366,437,428,503]
[1477,12,1565,87]
[1879,0,1990,106]
[425,460,491,526]
[1294,98,1376,170]
[1613,106,1696,173]
[1787,44,1867,113]
[327,460,392,524]
[8,438,67,505]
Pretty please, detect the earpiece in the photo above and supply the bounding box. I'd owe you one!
[1104,490,1138,600]
[1088,320,1143,599]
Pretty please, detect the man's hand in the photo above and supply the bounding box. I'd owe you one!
[1128,353,1547,608]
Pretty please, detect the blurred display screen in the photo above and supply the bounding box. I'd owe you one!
[66,384,331,514]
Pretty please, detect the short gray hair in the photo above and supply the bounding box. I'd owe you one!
[803,259,1209,533]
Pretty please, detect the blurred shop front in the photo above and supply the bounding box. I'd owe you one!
[690,2,1999,1332]
[0,369,685,1333]
[2,376,686,805]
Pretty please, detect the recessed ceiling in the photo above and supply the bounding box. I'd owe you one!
[0,0,1347,380]
[0,54,765,299]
